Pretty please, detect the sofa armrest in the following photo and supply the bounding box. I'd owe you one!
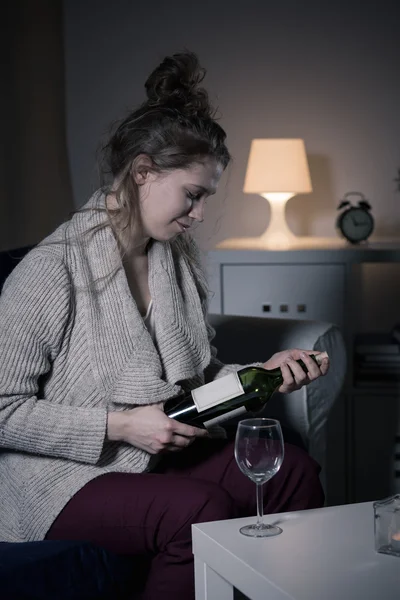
[208,314,347,485]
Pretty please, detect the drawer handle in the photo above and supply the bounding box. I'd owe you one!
[262,304,271,312]
[297,304,307,313]
[280,304,289,313]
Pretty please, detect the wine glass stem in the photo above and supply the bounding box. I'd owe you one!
[256,482,264,527]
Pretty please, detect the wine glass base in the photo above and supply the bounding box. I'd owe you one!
[239,523,283,538]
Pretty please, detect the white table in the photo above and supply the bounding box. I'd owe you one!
[192,502,400,600]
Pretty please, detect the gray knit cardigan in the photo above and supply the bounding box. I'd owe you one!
[0,193,238,542]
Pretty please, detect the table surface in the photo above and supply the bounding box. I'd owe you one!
[192,502,400,600]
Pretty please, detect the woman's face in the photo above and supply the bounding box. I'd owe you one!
[136,157,222,242]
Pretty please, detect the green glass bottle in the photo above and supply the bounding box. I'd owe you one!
[164,353,326,429]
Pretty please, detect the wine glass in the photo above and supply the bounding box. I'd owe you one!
[234,418,284,537]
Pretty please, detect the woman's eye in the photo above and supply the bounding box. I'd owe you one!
[187,192,201,201]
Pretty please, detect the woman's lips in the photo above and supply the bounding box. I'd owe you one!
[176,220,191,232]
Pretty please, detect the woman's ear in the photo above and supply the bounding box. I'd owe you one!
[131,154,154,185]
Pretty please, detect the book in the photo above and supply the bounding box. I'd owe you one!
[392,324,400,345]
[355,333,400,355]
[355,374,400,383]
[356,368,400,376]
[360,354,400,363]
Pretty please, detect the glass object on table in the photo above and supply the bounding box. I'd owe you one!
[374,494,400,557]
[234,418,284,537]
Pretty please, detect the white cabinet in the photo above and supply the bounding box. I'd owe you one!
[222,264,345,328]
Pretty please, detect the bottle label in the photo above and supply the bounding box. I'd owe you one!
[203,405,248,429]
[191,372,244,413]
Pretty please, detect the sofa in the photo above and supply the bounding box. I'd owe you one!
[0,247,347,599]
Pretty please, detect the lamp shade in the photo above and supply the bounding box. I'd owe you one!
[243,139,312,194]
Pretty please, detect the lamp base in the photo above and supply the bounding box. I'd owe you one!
[258,193,296,249]
[217,193,339,250]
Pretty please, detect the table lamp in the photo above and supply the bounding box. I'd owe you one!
[243,139,312,249]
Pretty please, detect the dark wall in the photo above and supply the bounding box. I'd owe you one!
[64,0,400,245]
[1,0,74,251]
[63,0,400,331]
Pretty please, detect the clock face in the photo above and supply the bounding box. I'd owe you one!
[338,207,374,243]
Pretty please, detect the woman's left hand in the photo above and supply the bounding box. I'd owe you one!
[263,349,329,394]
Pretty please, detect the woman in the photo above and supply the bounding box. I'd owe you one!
[0,51,329,599]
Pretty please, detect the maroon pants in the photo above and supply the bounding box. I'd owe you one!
[46,439,324,600]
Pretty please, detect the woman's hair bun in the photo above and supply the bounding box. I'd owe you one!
[144,51,213,119]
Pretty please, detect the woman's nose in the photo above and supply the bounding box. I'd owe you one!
[188,198,205,223]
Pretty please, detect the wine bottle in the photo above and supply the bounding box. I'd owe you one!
[164,352,328,429]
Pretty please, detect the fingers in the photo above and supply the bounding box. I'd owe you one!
[280,350,330,393]
[165,429,207,453]
[298,351,330,379]
[319,356,330,375]
[160,419,209,453]
[171,420,209,439]
[170,434,195,449]
[159,406,208,438]
[299,352,321,380]
[279,361,297,392]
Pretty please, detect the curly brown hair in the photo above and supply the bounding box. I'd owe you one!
[97,50,231,252]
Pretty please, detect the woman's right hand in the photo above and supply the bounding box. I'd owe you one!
[107,404,209,454]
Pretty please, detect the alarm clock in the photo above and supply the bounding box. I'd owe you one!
[336,192,374,244]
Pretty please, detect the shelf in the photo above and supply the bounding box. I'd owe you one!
[216,236,400,252]
[209,243,400,266]
[352,383,400,396]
